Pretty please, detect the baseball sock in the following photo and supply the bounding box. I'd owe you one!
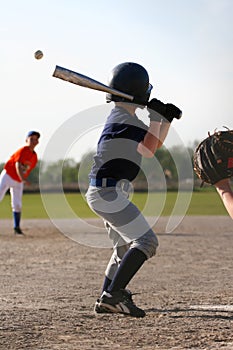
[101,276,112,293]
[107,248,147,293]
[13,211,21,228]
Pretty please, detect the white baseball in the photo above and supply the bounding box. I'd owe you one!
[34,50,43,60]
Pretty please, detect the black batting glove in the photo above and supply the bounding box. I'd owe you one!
[147,98,182,123]
[165,103,182,122]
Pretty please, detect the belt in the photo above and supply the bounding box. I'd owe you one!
[90,178,117,187]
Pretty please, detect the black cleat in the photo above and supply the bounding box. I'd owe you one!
[14,227,24,235]
[94,298,113,314]
[94,289,145,318]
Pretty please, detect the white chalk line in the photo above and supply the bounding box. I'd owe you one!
[190,304,233,312]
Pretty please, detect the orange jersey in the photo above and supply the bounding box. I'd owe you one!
[4,146,38,182]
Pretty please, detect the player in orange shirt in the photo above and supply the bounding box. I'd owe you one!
[0,131,40,234]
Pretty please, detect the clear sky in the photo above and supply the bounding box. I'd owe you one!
[1,0,233,162]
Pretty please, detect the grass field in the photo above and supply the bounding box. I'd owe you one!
[0,190,227,219]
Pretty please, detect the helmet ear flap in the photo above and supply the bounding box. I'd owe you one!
[106,62,153,105]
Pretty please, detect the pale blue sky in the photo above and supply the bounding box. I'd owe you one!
[1,0,233,162]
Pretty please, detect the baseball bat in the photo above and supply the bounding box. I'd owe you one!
[52,65,134,101]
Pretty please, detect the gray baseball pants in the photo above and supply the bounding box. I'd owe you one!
[85,182,158,280]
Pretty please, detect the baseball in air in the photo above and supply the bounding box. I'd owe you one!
[34,50,43,60]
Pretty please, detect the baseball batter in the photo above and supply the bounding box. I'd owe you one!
[0,131,40,234]
[85,62,182,317]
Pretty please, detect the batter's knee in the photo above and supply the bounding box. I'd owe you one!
[131,230,158,259]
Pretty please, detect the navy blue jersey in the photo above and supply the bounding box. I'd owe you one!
[89,106,148,181]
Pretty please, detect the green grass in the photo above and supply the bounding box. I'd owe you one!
[130,191,226,216]
[0,190,228,219]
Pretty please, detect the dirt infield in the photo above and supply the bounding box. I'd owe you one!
[0,216,233,350]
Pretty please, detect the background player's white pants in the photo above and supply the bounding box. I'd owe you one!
[0,170,23,212]
[86,183,158,280]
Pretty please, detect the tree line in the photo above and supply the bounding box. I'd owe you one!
[1,142,204,192]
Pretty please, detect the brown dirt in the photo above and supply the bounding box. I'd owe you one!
[0,216,233,350]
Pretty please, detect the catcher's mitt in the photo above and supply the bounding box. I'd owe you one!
[193,129,233,186]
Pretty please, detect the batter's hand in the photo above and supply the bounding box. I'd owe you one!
[147,98,182,123]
